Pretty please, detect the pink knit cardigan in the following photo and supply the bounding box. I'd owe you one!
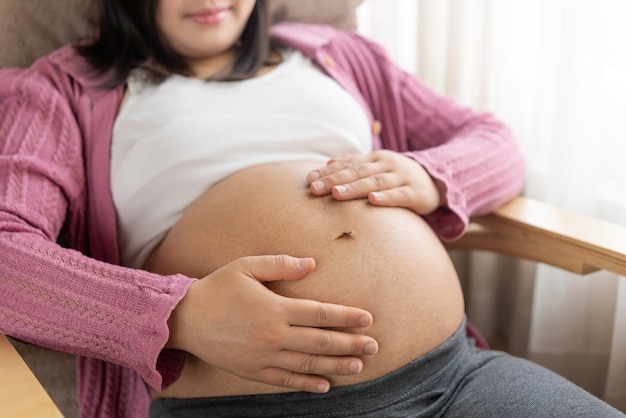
[0,23,525,417]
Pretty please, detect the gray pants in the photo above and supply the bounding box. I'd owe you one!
[150,318,624,417]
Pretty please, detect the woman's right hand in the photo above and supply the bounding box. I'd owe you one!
[166,255,378,394]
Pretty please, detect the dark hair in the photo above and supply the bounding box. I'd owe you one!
[77,0,277,87]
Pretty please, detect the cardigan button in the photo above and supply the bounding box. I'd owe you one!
[371,120,382,136]
[323,55,335,68]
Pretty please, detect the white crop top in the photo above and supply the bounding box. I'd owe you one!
[111,50,372,268]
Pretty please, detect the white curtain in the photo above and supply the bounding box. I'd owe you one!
[358,0,626,411]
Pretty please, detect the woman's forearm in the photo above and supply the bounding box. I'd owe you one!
[0,69,192,390]
[0,230,193,390]
[407,112,525,241]
[398,71,526,240]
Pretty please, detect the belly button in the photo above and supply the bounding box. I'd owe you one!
[335,230,354,240]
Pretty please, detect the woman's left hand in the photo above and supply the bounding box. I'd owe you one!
[306,150,445,215]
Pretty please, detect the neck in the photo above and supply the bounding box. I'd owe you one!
[187,48,238,79]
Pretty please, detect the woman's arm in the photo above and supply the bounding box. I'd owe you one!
[396,67,526,241]
[0,68,193,390]
[0,67,378,392]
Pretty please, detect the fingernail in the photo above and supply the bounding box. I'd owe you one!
[297,258,315,269]
[357,315,371,327]
[317,383,330,393]
[371,120,382,136]
[364,342,378,355]
[370,192,382,202]
[349,361,362,373]
[334,185,346,195]
[312,180,325,192]
[308,171,321,181]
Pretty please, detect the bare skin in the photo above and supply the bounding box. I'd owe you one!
[146,161,465,398]
[307,150,447,214]
[164,254,378,394]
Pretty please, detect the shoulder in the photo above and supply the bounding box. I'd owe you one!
[270,22,384,55]
[1,43,119,100]
[270,22,343,43]
[270,22,396,86]
[0,43,124,150]
[38,43,117,92]
[0,44,124,141]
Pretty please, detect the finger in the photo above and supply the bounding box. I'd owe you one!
[368,186,414,208]
[257,368,331,393]
[325,153,373,171]
[369,186,439,215]
[310,162,384,196]
[283,326,378,357]
[307,157,378,194]
[274,350,366,376]
[239,255,316,283]
[307,154,372,182]
[283,298,374,329]
[331,172,400,201]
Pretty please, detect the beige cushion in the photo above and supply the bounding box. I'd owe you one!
[0,0,363,68]
[271,0,363,30]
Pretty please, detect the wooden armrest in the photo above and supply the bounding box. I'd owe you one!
[445,196,626,277]
[0,334,62,417]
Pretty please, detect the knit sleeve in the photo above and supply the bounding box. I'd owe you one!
[0,68,193,390]
[396,69,526,241]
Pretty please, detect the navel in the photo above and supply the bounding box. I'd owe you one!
[335,230,354,240]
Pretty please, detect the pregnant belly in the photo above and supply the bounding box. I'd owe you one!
[145,161,465,398]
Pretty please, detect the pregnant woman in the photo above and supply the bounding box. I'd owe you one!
[2,0,621,417]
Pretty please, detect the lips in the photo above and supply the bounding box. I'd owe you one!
[187,7,230,25]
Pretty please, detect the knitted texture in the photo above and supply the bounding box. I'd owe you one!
[0,23,524,418]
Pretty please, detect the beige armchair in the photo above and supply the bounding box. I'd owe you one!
[1,1,625,417]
